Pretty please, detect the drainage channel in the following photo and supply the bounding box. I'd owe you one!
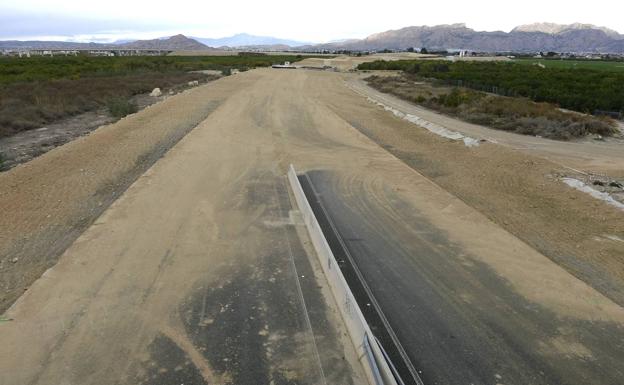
[298,173,424,385]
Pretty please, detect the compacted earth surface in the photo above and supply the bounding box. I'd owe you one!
[0,61,623,385]
[0,80,218,171]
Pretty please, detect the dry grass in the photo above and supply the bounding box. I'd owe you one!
[366,75,616,140]
[0,72,212,138]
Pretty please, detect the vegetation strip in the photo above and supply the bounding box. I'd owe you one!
[0,55,314,138]
[358,60,624,117]
[364,73,616,140]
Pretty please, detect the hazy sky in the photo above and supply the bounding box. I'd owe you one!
[1,0,622,42]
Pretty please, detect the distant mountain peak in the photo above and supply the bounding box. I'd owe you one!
[192,33,310,48]
[512,22,621,38]
[120,34,209,50]
[306,22,624,53]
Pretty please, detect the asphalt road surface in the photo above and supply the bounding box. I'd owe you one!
[305,170,624,385]
[1,67,624,385]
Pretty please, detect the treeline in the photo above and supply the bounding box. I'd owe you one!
[0,54,315,137]
[0,55,308,85]
[358,60,624,115]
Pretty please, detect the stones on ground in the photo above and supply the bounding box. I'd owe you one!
[562,177,624,211]
[610,181,623,188]
[150,88,162,97]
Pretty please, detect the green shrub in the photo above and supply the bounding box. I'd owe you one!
[107,98,138,118]
[358,59,624,115]
[0,54,333,138]
[365,74,617,139]
[0,54,324,86]
[221,67,232,76]
[405,63,420,74]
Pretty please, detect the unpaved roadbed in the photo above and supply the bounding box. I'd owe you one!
[2,67,624,385]
[0,83,225,312]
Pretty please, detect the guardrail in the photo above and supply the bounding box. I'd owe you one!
[287,164,400,385]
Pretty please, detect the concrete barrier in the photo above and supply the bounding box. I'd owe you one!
[287,165,399,385]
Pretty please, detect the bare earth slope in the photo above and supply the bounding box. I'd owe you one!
[0,68,623,384]
[0,83,228,311]
[0,71,364,385]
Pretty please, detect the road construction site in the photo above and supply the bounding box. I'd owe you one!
[1,56,623,385]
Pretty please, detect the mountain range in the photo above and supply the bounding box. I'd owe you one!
[306,23,624,53]
[0,33,307,51]
[0,34,210,51]
[192,33,309,48]
[120,34,208,50]
[1,23,623,53]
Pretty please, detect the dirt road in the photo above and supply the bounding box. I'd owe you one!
[1,67,624,384]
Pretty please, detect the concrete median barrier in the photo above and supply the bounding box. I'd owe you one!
[287,164,399,385]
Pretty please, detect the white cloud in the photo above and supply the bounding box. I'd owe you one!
[1,0,622,42]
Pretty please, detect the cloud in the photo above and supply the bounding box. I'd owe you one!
[0,0,621,42]
[0,9,178,41]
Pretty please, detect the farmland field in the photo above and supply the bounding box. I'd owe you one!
[358,59,624,115]
[0,54,309,84]
[514,58,624,72]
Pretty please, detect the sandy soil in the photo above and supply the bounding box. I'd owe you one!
[0,71,366,385]
[1,67,624,384]
[0,82,225,312]
[0,82,217,172]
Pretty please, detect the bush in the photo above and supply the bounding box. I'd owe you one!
[0,54,332,138]
[365,74,617,139]
[221,67,232,76]
[405,63,420,74]
[0,54,321,85]
[0,72,211,137]
[106,98,138,118]
[436,88,480,108]
[358,59,624,115]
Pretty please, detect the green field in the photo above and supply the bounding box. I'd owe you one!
[358,59,624,115]
[514,58,624,72]
[0,55,308,85]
